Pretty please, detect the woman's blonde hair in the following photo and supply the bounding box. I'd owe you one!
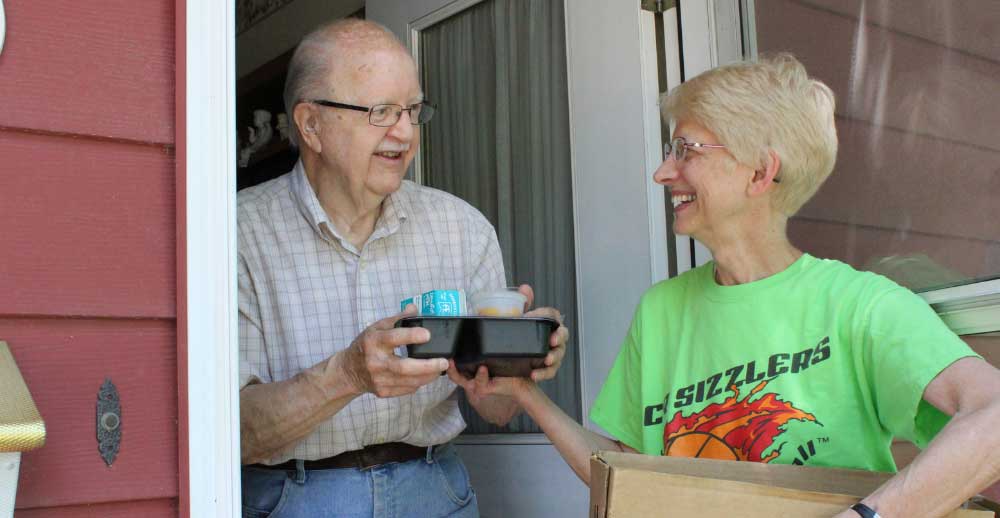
[661,53,838,216]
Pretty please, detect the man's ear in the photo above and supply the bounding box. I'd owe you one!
[748,148,781,197]
[293,103,322,153]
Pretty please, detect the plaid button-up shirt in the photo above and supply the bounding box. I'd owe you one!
[238,162,505,464]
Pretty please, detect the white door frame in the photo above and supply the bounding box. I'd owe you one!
[185,0,241,516]
[673,0,743,271]
[182,0,676,512]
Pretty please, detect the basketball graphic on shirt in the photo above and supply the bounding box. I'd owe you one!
[662,380,815,462]
[664,431,739,460]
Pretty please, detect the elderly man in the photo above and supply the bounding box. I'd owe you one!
[237,19,568,518]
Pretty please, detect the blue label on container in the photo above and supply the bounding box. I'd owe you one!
[422,290,462,316]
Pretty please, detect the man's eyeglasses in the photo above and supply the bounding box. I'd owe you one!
[664,137,779,183]
[308,100,436,127]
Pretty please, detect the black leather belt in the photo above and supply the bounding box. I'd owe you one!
[253,442,431,471]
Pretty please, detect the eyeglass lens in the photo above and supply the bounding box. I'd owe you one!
[663,138,686,162]
[369,103,434,127]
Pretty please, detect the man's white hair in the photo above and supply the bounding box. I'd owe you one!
[282,19,408,147]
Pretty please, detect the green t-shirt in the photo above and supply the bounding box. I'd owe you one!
[590,254,976,473]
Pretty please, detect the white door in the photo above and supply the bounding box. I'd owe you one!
[367,1,670,516]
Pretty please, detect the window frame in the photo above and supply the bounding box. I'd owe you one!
[406,0,576,445]
[921,280,1000,335]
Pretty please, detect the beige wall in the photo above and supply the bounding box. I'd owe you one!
[755,0,1000,291]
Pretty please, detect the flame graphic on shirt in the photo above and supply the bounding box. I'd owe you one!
[663,380,815,462]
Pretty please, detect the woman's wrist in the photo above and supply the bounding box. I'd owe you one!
[512,380,545,408]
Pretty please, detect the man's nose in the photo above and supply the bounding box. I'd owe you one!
[653,156,678,185]
[386,109,415,141]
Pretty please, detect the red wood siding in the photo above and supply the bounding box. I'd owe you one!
[0,0,180,515]
[1,319,178,508]
[15,498,178,518]
[0,131,176,318]
[174,0,189,515]
[0,1,175,143]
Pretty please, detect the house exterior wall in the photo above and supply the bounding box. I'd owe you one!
[0,1,179,516]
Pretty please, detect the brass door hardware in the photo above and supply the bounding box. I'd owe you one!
[0,341,46,517]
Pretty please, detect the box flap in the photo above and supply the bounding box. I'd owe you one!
[589,454,611,518]
[594,450,889,496]
[608,469,859,517]
[593,452,990,517]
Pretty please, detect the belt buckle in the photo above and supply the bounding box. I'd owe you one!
[357,445,382,470]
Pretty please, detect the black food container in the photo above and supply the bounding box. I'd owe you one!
[398,316,559,378]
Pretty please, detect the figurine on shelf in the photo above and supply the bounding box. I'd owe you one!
[276,112,290,142]
[238,108,274,168]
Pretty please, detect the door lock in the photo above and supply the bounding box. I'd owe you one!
[96,379,121,466]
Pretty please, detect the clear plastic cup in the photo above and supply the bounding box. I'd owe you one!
[472,287,527,317]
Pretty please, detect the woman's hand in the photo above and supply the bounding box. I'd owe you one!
[447,362,530,425]
[447,362,533,400]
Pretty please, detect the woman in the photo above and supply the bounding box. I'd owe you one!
[449,54,1000,518]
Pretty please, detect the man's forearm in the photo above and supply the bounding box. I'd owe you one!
[240,352,360,464]
[850,400,1000,518]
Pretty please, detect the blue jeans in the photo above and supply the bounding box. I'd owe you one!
[241,443,479,518]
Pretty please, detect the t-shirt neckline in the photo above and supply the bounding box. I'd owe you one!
[700,253,815,302]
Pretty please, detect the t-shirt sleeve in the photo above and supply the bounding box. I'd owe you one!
[590,303,645,452]
[861,286,979,444]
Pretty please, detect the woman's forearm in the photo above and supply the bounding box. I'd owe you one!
[846,400,1000,518]
[517,383,625,483]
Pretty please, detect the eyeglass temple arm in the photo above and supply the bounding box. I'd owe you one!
[310,100,370,113]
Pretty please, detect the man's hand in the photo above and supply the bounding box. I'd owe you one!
[513,283,570,382]
[339,305,448,398]
[523,305,569,382]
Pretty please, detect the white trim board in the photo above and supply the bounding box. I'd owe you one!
[638,9,669,285]
[922,279,1000,335]
[0,453,19,518]
[186,0,241,516]
[0,0,7,58]
[405,0,486,186]
[921,279,1000,306]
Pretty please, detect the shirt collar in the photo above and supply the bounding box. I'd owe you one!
[290,160,412,245]
[290,160,333,234]
[376,182,411,237]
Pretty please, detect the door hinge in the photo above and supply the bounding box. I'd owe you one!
[641,0,676,13]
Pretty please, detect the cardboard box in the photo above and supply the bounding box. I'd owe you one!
[590,451,993,518]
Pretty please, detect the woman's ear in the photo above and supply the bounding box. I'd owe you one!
[748,149,781,197]
[293,103,322,153]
